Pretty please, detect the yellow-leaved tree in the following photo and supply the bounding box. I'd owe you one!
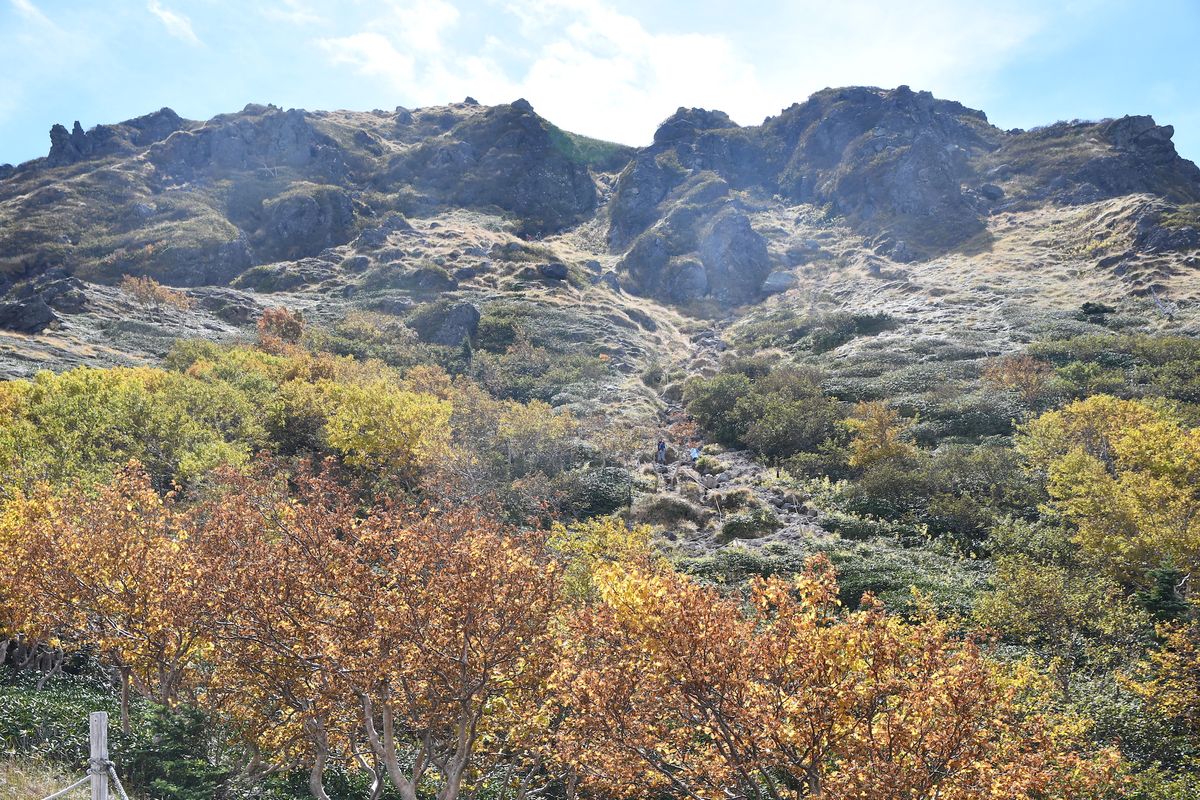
[845,400,916,469]
[1020,395,1200,587]
[319,379,452,481]
[548,515,654,601]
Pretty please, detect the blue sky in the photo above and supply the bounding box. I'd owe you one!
[2,0,1198,166]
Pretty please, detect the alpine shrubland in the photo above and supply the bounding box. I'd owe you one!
[4,85,1200,799]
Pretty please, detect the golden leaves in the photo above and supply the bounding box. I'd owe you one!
[552,556,1118,800]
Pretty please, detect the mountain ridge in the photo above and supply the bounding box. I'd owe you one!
[0,86,1198,390]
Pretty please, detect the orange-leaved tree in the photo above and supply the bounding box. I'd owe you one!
[0,464,214,729]
[553,555,1120,800]
[178,460,562,800]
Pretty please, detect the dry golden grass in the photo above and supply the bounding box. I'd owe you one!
[0,758,89,800]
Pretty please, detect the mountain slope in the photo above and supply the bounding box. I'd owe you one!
[0,86,1198,406]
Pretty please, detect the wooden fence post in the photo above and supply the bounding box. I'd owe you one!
[90,711,109,800]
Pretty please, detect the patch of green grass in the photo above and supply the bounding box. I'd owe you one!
[547,125,635,172]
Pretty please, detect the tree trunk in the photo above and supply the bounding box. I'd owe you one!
[306,720,333,800]
[119,667,131,735]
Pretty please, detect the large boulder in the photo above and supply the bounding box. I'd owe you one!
[354,213,412,250]
[408,301,480,345]
[0,295,56,333]
[618,230,671,295]
[663,259,709,302]
[608,152,686,250]
[232,258,337,292]
[255,185,355,263]
[538,262,569,280]
[762,270,797,294]
[653,107,737,146]
[191,287,261,324]
[697,209,771,305]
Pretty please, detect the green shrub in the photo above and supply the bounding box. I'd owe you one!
[681,537,988,615]
[709,486,756,511]
[0,671,225,799]
[474,306,529,353]
[561,466,633,518]
[818,509,926,543]
[630,494,708,527]
[720,506,781,540]
[683,373,752,445]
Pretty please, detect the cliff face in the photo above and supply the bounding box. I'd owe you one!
[0,86,1198,375]
[609,86,1200,302]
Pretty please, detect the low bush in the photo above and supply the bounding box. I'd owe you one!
[720,506,781,540]
[560,466,633,518]
[630,494,709,527]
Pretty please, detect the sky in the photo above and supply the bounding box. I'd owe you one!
[2,0,1199,165]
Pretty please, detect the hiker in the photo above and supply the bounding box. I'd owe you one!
[689,446,700,464]
[656,439,667,465]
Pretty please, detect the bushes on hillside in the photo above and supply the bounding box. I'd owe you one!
[684,364,843,470]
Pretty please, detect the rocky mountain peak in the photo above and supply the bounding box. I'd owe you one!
[1,86,1198,350]
[653,107,738,145]
[46,107,189,167]
[605,86,1200,305]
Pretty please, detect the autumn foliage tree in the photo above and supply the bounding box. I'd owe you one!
[983,354,1057,411]
[845,400,916,469]
[258,306,306,348]
[1020,395,1200,588]
[553,556,1119,800]
[1,459,1124,800]
[0,464,213,730]
[120,274,194,311]
[0,458,563,800]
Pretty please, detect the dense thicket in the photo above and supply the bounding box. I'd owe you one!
[8,318,1200,798]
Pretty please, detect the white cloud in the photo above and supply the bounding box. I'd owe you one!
[317,0,471,101]
[316,0,1088,144]
[375,0,462,54]
[509,0,770,143]
[319,31,417,85]
[317,0,767,143]
[754,0,1049,105]
[147,0,201,45]
[10,0,51,25]
[261,0,325,25]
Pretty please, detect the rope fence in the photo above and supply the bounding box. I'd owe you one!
[35,711,131,800]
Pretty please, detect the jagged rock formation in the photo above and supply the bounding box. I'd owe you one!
[0,86,1197,373]
[47,108,189,167]
[609,86,1200,301]
[379,99,599,234]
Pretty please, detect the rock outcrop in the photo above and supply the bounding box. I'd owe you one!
[254,185,355,262]
[605,86,1200,306]
[147,105,343,179]
[408,301,480,345]
[987,115,1200,208]
[47,108,189,167]
[382,99,599,234]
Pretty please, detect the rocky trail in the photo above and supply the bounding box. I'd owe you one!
[637,325,828,559]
